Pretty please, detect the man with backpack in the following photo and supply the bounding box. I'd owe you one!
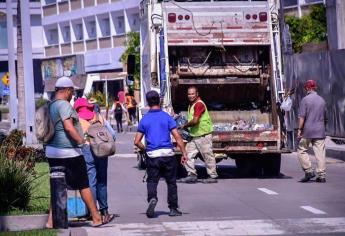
[45,76,106,228]
[134,90,188,218]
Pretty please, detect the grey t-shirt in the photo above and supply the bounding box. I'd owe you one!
[47,99,84,148]
[298,92,327,139]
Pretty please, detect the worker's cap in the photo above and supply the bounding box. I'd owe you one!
[55,76,79,89]
[304,80,317,90]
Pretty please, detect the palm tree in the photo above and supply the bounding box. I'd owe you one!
[16,0,26,131]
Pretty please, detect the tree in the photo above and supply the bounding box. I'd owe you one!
[16,0,26,131]
[120,32,140,91]
[285,5,327,53]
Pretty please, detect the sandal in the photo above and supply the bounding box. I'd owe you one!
[102,213,115,224]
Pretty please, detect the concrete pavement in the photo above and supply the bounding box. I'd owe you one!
[80,141,345,235]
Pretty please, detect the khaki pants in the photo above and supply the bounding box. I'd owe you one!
[297,138,326,178]
[185,134,218,178]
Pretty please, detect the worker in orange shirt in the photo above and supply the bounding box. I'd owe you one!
[125,93,137,125]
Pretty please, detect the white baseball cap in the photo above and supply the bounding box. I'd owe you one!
[55,76,79,89]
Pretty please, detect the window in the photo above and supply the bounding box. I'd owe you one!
[47,28,58,45]
[101,18,110,36]
[86,20,96,39]
[74,23,83,40]
[62,25,71,42]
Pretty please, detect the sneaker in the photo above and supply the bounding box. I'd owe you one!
[178,174,197,184]
[146,198,157,218]
[299,172,316,183]
[169,208,182,217]
[316,177,326,183]
[202,177,218,184]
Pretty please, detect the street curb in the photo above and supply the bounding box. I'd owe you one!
[0,215,88,235]
[326,148,345,162]
[0,214,48,232]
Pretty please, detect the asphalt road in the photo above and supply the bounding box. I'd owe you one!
[80,132,345,236]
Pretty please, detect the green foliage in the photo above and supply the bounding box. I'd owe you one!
[86,91,114,108]
[0,229,57,236]
[0,153,33,213]
[0,130,48,215]
[285,5,327,53]
[0,106,9,114]
[120,32,141,90]
[35,97,49,110]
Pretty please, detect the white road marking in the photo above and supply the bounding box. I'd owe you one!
[110,154,137,158]
[84,217,345,236]
[300,206,327,215]
[257,188,278,195]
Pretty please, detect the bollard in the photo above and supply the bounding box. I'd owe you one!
[50,166,68,229]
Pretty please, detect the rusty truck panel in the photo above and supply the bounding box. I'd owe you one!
[163,2,270,46]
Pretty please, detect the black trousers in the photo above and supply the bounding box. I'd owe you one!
[146,155,178,209]
[114,113,123,132]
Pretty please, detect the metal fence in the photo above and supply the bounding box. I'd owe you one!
[284,49,345,138]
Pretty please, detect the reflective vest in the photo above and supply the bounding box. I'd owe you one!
[187,100,213,137]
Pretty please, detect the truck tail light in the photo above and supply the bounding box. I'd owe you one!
[259,12,267,22]
[245,14,251,20]
[257,142,264,149]
[185,15,190,20]
[168,13,176,23]
[252,14,258,20]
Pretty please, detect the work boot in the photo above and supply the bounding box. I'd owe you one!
[169,208,182,217]
[316,177,326,183]
[202,177,218,184]
[299,172,316,183]
[146,198,157,218]
[178,174,197,184]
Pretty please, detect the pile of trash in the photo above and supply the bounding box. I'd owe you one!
[174,115,192,141]
[213,119,273,132]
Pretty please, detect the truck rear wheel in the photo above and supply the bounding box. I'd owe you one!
[235,156,261,177]
[261,154,281,177]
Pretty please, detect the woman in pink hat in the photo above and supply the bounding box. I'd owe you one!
[74,98,115,224]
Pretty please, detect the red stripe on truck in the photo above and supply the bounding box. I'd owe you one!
[168,40,184,43]
[176,27,193,30]
[243,39,261,43]
[227,26,243,29]
[193,39,209,43]
[202,26,218,30]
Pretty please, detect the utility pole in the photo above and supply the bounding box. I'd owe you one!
[6,0,18,130]
[19,0,37,144]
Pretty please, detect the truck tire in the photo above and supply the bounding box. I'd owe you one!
[137,152,147,170]
[261,154,281,177]
[235,156,260,177]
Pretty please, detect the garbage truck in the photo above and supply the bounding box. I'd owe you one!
[137,0,286,176]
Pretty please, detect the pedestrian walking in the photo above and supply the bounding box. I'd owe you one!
[74,98,115,224]
[134,90,188,218]
[179,86,218,184]
[109,97,126,133]
[297,80,327,183]
[45,76,106,228]
[125,93,137,124]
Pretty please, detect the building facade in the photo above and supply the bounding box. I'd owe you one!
[283,0,325,17]
[41,0,140,98]
[0,0,44,94]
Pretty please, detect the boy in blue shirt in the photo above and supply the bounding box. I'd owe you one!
[134,90,188,218]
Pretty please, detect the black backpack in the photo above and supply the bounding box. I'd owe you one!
[114,103,123,115]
